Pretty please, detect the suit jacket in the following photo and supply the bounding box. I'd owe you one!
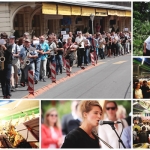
[67,119,81,133]
[61,113,73,135]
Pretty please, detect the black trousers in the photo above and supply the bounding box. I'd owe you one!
[143,49,150,56]
[1,64,11,97]
[77,48,84,66]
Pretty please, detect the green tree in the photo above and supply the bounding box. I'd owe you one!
[133,2,150,55]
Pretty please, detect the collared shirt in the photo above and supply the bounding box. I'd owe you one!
[121,126,131,148]
[75,36,86,48]
[145,36,150,50]
[19,46,38,62]
[12,43,20,59]
[98,118,128,148]
[40,42,49,61]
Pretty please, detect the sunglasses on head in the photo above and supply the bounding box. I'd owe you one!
[106,107,116,110]
[47,114,58,117]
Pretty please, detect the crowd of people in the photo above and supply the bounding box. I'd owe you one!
[41,100,131,148]
[0,29,131,99]
[133,80,150,99]
[133,116,150,145]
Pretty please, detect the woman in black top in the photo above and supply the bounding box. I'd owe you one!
[61,100,102,148]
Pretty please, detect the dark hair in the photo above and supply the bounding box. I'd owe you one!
[143,80,147,84]
[106,101,118,109]
[18,37,24,46]
[134,128,138,131]
[135,82,140,87]
[142,126,146,131]
[1,32,8,39]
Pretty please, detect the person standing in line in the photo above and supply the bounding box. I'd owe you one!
[0,33,12,99]
[39,35,50,82]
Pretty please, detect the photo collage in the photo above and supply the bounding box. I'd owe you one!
[0,1,148,149]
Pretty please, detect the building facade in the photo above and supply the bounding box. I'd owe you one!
[0,2,131,37]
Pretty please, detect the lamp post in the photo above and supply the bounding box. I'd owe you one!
[90,13,95,35]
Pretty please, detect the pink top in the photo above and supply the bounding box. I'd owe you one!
[41,124,62,148]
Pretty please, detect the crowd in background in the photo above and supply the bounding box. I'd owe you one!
[0,28,131,98]
[41,100,131,148]
[133,116,150,145]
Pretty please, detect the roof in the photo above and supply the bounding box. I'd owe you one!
[52,1,131,11]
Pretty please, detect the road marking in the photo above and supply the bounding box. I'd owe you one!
[113,60,127,64]
[22,61,106,99]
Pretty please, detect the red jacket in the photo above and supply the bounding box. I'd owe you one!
[41,124,62,148]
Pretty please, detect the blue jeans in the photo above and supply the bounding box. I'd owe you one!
[33,60,41,81]
[56,55,63,73]
[1,64,12,97]
[47,55,56,75]
[21,63,34,83]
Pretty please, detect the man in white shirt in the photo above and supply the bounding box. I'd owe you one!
[143,36,150,56]
[9,36,20,91]
[75,31,86,68]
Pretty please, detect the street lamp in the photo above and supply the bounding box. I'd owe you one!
[90,13,95,35]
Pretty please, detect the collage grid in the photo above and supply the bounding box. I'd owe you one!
[0,0,146,149]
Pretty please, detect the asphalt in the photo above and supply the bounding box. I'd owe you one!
[37,54,131,99]
[0,54,131,99]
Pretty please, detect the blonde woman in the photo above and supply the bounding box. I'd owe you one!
[41,108,63,148]
[61,100,102,148]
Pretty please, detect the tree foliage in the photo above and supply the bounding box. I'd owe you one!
[133,2,150,55]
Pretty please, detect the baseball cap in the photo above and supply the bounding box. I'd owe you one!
[9,35,15,39]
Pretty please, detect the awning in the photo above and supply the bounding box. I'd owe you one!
[71,6,81,15]
[42,3,57,15]
[81,7,95,16]
[126,11,131,17]
[58,5,71,15]
[117,10,126,17]
[95,8,107,16]
[108,9,117,16]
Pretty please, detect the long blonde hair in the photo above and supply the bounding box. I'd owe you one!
[44,108,61,129]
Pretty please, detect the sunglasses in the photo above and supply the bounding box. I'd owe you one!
[106,107,116,110]
[47,114,58,117]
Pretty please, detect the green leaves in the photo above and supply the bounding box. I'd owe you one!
[133,2,150,55]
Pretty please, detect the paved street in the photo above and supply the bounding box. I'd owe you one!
[0,54,131,99]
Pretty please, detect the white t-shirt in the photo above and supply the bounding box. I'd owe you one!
[145,36,150,50]
[49,42,56,55]
[48,126,58,148]
[75,36,86,48]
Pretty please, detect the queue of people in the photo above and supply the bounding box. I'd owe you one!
[41,100,131,148]
[0,29,131,98]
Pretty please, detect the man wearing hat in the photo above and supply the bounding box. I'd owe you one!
[19,38,38,87]
[9,35,20,91]
[0,33,12,99]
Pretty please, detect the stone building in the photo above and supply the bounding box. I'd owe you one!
[0,2,131,37]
